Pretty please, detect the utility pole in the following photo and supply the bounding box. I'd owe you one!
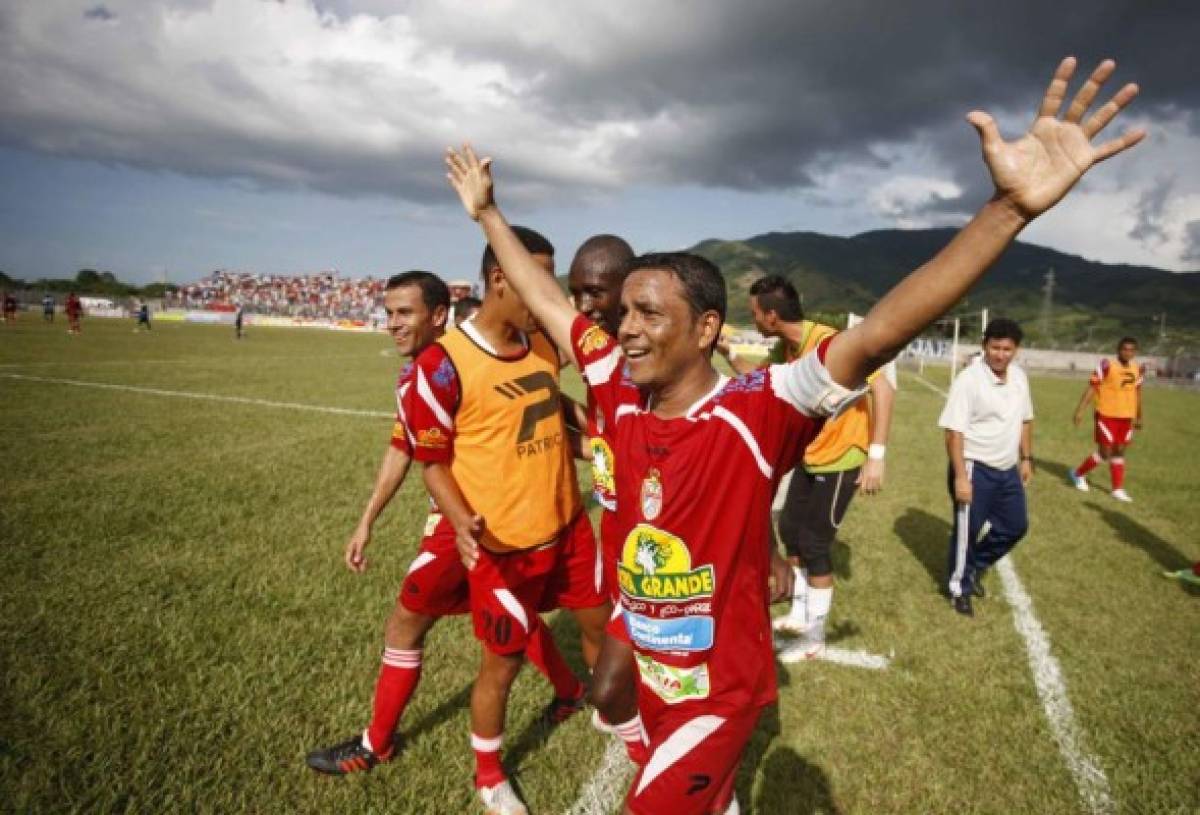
[1039,268,1055,347]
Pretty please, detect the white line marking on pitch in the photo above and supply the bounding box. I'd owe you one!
[907,370,1115,815]
[566,738,634,815]
[817,646,890,670]
[1,373,391,419]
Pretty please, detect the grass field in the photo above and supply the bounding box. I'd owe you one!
[1,314,1197,815]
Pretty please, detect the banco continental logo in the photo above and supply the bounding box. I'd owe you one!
[619,524,715,601]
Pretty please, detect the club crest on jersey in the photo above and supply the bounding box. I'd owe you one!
[590,437,616,497]
[619,524,715,601]
[640,468,663,520]
[578,324,609,356]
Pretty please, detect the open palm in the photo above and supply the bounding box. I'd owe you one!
[972,57,1144,219]
[445,144,495,221]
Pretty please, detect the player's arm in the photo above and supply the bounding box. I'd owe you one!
[823,58,1143,389]
[1072,380,1096,426]
[858,374,895,494]
[1019,421,1035,484]
[421,462,484,570]
[715,336,763,376]
[345,444,413,573]
[1135,367,1144,428]
[446,146,578,354]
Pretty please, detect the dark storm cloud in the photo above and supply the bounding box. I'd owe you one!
[1129,179,1174,245]
[1182,220,1200,268]
[83,5,117,23]
[429,0,1195,193]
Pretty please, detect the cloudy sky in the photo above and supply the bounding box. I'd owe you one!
[1,0,1197,285]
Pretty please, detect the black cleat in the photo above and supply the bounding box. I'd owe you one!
[972,580,987,599]
[952,594,974,617]
[540,685,586,728]
[305,734,393,775]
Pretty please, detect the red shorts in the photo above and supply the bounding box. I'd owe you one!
[398,514,470,617]
[469,538,560,656]
[625,700,761,815]
[1095,413,1134,446]
[539,512,608,612]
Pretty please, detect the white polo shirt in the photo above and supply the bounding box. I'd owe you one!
[938,356,1034,470]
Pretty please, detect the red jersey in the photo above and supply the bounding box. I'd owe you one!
[569,315,859,709]
[390,362,415,454]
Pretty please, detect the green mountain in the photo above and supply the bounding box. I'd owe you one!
[690,228,1200,351]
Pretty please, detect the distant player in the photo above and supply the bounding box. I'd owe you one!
[1070,336,1143,502]
[3,292,16,324]
[42,293,54,322]
[134,300,152,332]
[719,275,895,660]
[65,292,82,334]
[446,52,1144,813]
[234,303,245,339]
[305,272,575,778]
[405,227,609,815]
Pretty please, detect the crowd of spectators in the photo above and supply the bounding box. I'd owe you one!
[165,270,386,321]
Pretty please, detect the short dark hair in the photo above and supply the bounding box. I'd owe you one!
[983,317,1023,345]
[1118,336,1138,348]
[571,234,635,279]
[626,252,726,325]
[480,225,555,289]
[386,270,450,312]
[748,275,803,322]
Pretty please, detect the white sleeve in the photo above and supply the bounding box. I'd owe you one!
[769,352,863,419]
[1023,374,1035,421]
[938,376,971,432]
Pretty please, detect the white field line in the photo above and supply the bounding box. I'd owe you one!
[566,738,634,815]
[907,371,1115,815]
[995,559,1115,815]
[1,373,391,419]
[818,646,890,670]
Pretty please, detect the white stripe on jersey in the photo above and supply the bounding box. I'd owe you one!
[634,714,727,796]
[415,365,455,431]
[584,347,623,388]
[710,405,773,479]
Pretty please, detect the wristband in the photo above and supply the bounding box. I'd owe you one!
[868,444,887,461]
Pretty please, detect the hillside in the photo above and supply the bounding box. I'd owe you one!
[691,229,1200,351]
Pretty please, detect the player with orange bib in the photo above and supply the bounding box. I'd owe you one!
[406,226,610,815]
[1071,336,1144,502]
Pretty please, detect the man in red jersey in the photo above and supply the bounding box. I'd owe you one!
[448,55,1144,815]
[306,271,576,780]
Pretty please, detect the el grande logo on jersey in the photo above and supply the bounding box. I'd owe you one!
[619,525,715,601]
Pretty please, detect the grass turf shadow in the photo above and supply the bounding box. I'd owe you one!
[892,507,950,594]
[736,705,840,814]
[1084,503,1199,595]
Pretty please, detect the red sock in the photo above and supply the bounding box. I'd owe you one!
[365,647,422,754]
[471,732,506,788]
[525,620,583,700]
[1075,452,1101,477]
[614,714,651,765]
[1110,457,1126,491]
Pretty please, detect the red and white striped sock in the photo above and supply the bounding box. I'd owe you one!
[471,732,506,788]
[1110,457,1126,491]
[614,714,650,765]
[365,647,421,754]
[1075,452,1102,477]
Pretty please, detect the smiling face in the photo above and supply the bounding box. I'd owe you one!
[568,263,624,335]
[618,268,721,390]
[385,284,446,358]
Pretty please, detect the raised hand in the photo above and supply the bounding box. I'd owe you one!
[445,144,495,221]
[970,57,1145,220]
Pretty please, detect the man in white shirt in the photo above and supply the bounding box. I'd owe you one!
[938,318,1034,616]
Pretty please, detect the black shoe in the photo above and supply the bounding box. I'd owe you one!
[305,734,393,775]
[972,579,987,599]
[540,684,586,728]
[952,595,974,617]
